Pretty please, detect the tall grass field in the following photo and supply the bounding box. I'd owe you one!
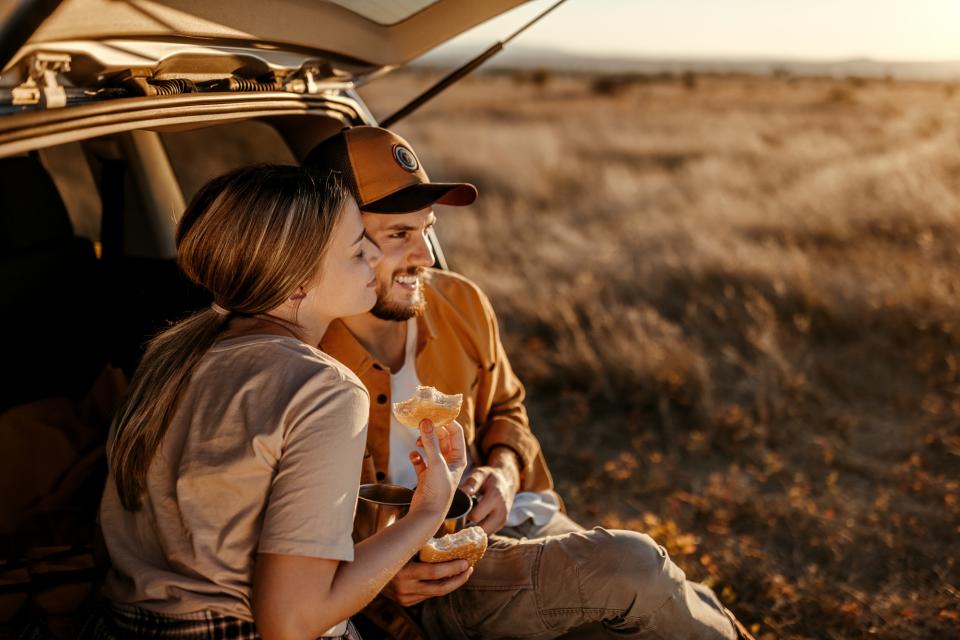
[360,69,960,639]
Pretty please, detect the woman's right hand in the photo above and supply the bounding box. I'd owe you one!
[408,420,467,520]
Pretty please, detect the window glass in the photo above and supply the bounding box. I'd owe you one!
[323,0,437,25]
[161,120,296,203]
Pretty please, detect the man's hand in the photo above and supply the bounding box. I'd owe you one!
[460,446,521,535]
[381,558,472,606]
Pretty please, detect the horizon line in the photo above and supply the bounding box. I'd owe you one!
[425,43,960,67]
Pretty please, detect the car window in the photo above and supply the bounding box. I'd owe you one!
[160,120,296,203]
[324,0,438,25]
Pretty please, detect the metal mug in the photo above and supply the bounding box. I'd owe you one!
[438,487,476,536]
[353,483,476,542]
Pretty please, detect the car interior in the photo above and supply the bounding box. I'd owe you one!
[0,111,454,638]
[0,0,541,633]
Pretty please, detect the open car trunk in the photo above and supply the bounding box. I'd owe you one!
[0,0,529,155]
[0,2,531,635]
[15,0,527,70]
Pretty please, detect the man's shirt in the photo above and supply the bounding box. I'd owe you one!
[320,269,554,494]
[385,317,559,527]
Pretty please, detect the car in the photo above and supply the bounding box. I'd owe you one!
[0,1,533,636]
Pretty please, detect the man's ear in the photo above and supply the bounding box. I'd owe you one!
[288,286,306,303]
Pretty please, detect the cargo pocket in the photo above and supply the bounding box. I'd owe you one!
[447,586,547,640]
[442,539,549,639]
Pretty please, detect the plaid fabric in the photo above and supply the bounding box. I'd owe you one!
[86,602,361,639]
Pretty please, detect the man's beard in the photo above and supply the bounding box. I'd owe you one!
[370,267,426,321]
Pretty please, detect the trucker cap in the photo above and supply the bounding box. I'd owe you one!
[304,126,478,213]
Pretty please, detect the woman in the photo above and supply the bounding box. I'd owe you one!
[93,165,467,639]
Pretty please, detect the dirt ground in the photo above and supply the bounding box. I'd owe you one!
[359,69,960,639]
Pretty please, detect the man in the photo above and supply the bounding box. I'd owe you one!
[307,126,753,640]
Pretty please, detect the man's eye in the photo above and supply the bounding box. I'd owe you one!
[389,231,408,239]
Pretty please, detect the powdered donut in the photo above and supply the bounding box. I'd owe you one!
[392,385,463,428]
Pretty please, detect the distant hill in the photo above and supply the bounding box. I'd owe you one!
[414,45,960,80]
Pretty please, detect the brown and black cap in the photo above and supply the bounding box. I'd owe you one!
[304,126,477,213]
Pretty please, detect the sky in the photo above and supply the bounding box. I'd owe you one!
[443,0,960,62]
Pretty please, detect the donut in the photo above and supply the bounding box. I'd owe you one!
[392,385,463,428]
[418,525,487,567]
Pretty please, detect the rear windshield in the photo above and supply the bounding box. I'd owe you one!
[323,0,438,25]
[161,120,295,204]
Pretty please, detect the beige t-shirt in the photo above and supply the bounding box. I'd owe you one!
[99,335,369,635]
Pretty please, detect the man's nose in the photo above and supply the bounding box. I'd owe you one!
[409,232,435,267]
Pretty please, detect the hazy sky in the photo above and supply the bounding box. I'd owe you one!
[446,0,960,62]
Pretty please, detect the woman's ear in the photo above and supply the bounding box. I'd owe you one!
[280,286,307,312]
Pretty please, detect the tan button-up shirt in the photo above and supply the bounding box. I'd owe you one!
[320,269,554,495]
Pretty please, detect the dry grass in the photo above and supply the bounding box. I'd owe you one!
[360,71,960,639]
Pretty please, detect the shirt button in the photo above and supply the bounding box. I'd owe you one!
[376,471,386,481]
[376,394,388,404]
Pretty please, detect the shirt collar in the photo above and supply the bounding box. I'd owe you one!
[321,277,439,368]
[319,319,377,376]
[416,280,438,352]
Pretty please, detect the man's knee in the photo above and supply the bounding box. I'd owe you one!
[534,528,736,637]
[568,528,686,611]
[586,530,737,639]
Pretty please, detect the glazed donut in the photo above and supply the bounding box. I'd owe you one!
[418,525,488,567]
[392,385,463,428]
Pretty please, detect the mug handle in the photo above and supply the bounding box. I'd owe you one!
[464,494,481,528]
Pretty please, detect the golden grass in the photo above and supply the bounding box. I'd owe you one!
[360,71,960,639]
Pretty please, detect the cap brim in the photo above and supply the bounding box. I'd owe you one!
[361,183,477,214]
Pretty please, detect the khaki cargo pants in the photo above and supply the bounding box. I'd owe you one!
[420,514,737,640]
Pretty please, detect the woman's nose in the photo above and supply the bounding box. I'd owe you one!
[364,237,383,267]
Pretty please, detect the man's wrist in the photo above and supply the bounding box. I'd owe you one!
[487,446,522,491]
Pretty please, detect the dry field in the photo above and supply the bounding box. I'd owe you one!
[359,70,960,639]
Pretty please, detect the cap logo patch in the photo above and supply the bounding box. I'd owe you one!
[392,144,419,173]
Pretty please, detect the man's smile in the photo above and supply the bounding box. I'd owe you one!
[393,273,420,291]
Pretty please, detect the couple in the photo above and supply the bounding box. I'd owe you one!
[93,126,751,640]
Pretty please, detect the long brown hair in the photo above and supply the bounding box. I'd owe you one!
[109,164,348,510]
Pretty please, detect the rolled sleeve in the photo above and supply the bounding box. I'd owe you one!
[475,289,551,492]
[480,418,542,481]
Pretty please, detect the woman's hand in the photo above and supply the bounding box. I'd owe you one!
[381,557,471,606]
[408,419,467,520]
